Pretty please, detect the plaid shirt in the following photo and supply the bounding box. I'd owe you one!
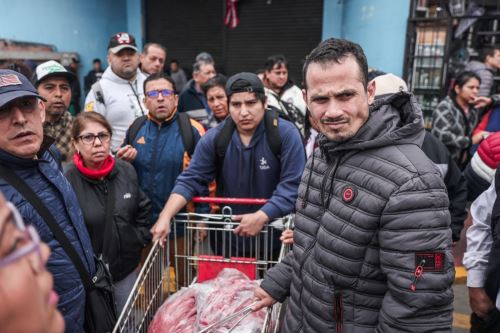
[43,111,74,162]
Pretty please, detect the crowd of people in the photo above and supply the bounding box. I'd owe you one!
[1,29,500,332]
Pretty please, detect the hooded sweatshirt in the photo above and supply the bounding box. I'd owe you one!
[172,116,305,220]
[84,67,147,150]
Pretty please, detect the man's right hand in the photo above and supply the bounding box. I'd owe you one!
[150,217,171,248]
[116,145,137,162]
[253,287,277,311]
[469,287,495,319]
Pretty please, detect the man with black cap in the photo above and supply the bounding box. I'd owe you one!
[0,69,95,332]
[84,32,147,151]
[151,72,305,248]
[33,60,75,163]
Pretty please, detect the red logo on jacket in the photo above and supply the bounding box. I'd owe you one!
[341,186,356,203]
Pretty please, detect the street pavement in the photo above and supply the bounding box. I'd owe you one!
[453,212,472,333]
[453,283,471,333]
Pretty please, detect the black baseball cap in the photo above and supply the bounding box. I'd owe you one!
[0,69,45,109]
[107,32,138,54]
[225,72,265,97]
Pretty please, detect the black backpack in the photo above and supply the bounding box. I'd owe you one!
[124,113,196,157]
[214,107,282,179]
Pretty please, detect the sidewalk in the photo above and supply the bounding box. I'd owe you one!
[452,211,472,331]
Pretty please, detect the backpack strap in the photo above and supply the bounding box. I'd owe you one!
[91,81,105,105]
[215,109,282,163]
[177,112,196,157]
[124,115,148,146]
[264,107,282,159]
[214,118,236,194]
[216,117,237,162]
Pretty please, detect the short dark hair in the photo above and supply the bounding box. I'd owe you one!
[451,71,481,99]
[72,112,113,140]
[170,59,179,65]
[92,58,101,64]
[479,46,500,62]
[264,54,288,72]
[143,42,167,55]
[302,38,369,90]
[143,72,176,93]
[202,74,227,95]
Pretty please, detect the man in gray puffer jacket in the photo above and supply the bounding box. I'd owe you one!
[254,38,454,332]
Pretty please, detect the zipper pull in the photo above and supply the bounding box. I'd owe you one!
[410,259,425,292]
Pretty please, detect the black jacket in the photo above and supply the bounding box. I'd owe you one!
[177,79,207,113]
[422,131,468,241]
[65,159,152,282]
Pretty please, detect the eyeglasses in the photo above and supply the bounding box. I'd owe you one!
[77,132,111,145]
[0,202,43,272]
[145,89,175,98]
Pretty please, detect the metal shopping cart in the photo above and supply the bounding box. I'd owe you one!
[113,197,293,333]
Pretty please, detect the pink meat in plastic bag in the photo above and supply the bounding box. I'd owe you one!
[196,269,266,332]
[147,287,197,333]
[148,269,266,333]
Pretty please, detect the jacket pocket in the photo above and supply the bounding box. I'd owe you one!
[334,291,344,333]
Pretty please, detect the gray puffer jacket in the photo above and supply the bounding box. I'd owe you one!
[261,92,454,333]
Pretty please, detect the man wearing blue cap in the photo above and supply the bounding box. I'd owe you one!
[0,69,95,332]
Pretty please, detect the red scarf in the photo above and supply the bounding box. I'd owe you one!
[73,152,115,180]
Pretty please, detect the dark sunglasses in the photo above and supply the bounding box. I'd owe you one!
[145,89,175,98]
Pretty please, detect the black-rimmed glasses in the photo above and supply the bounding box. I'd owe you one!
[77,132,111,145]
[145,89,175,98]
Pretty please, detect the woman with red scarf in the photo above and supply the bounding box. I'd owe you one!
[64,112,151,313]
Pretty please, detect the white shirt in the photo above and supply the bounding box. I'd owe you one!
[463,180,500,309]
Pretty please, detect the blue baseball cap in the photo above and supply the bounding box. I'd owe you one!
[0,69,44,109]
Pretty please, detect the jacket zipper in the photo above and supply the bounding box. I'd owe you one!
[334,291,343,333]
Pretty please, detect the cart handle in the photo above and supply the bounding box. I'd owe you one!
[192,197,268,205]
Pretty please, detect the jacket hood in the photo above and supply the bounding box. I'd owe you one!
[102,66,144,84]
[319,91,425,155]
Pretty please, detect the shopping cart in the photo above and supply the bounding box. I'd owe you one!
[113,197,293,333]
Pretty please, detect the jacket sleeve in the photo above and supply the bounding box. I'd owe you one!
[172,130,217,201]
[431,102,470,150]
[188,121,211,214]
[260,249,295,303]
[376,173,454,332]
[444,156,468,241]
[463,181,497,288]
[260,124,306,219]
[135,186,153,245]
[128,164,152,244]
